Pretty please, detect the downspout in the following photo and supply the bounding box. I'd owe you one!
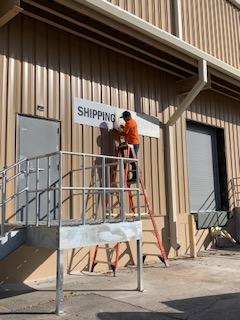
[165,59,208,253]
[173,0,183,39]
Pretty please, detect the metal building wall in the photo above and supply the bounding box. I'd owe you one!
[1,14,240,280]
[106,0,174,33]
[107,0,240,69]
[0,15,170,281]
[181,0,240,69]
[0,14,168,217]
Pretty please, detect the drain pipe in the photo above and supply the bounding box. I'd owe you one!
[165,59,208,253]
[174,0,183,39]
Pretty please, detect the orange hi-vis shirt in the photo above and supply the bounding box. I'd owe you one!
[123,118,140,144]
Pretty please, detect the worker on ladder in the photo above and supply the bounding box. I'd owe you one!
[91,111,169,274]
[115,110,140,183]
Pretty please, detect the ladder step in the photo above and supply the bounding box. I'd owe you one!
[143,253,162,256]
[143,241,158,245]
[90,143,169,275]
[118,144,128,149]
[127,180,137,185]
[131,206,146,209]
[109,212,148,217]
[96,247,115,251]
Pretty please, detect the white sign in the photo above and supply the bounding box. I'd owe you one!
[73,98,160,138]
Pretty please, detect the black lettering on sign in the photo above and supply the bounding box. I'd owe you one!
[78,106,116,124]
[77,106,83,116]
[97,111,103,119]
[105,113,110,122]
[84,107,90,117]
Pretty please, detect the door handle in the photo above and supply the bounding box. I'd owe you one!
[29,168,45,174]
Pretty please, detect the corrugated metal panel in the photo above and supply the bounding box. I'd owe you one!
[184,90,240,214]
[187,123,220,212]
[107,0,240,69]
[1,14,240,277]
[0,24,8,169]
[107,0,174,33]
[0,15,169,218]
[182,0,240,69]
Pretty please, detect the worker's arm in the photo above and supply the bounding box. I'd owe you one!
[120,123,130,137]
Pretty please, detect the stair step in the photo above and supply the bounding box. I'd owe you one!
[0,228,26,261]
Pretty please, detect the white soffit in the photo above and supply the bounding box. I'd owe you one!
[228,0,240,10]
[64,0,240,83]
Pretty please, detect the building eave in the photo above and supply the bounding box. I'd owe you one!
[55,0,240,85]
[0,0,22,28]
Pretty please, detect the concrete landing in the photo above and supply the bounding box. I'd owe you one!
[1,246,240,319]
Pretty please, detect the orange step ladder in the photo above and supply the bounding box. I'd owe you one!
[91,143,169,275]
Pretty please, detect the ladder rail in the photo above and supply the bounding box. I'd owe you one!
[91,143,168,274]
[129,145,169,266]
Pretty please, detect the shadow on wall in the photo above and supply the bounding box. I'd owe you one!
[97,292,240,320]
[0,245,54,285]
[97,122,117,156]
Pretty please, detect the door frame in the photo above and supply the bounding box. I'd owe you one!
[186,120,229,212]
[15,114,61,222]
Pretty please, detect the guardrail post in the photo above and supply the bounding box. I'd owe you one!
[119,158,125,221]
[136,160,141,221]
[82,155,86,225]
[1,173,6,237]
[36,159,39,226]
[56,248,64,315]
[102,157,106,222]
[47,156,51,227]
[25,161,29,226]
[59,153,63,228]
[137,238,143,292]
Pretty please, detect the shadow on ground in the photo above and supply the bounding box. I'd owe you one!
[0,283,36,299]
[97,292,240,320]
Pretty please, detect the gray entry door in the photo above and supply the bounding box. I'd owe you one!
[17,116,60,223]
[187,123,220,212]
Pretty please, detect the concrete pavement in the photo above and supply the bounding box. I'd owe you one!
[0,246,240,319]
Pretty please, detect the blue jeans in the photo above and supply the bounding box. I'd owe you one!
[130,144,139,180]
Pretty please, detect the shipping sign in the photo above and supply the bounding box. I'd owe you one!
[74,98,160,138]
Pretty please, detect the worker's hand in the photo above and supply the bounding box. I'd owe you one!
[111,128,120,134]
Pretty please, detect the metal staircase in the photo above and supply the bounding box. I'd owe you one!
[0,150,143,315]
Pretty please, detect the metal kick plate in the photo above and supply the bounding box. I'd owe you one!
[59,221,142,249]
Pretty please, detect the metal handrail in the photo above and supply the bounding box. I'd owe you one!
[60,150,139,162]
[0,150,141,236]
[0,158,26,175]
[27,151,59,161]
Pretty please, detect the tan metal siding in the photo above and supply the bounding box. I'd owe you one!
[107,0,174,33]
[2,15,240,219]
[0,23,8,169]
[107,0,240,68]
[1,14,240,279]
[0,15,168,220]
[182,0,240,69]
